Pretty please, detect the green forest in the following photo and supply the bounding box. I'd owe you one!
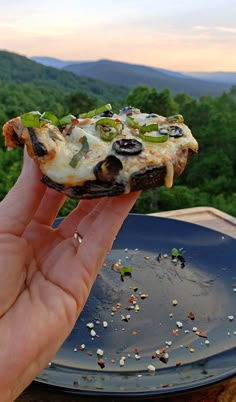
[0,51,236,217]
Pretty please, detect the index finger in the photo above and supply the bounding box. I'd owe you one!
[75,192,140,284]
[0,151,46,235]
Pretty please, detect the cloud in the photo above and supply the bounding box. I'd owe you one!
[194,25,236,34]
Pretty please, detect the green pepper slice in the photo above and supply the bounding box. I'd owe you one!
[139,123,168,143]
[21,111,42,128]
[126,116,141,129]
[59,114,76,126]
[41,112,59,126]
[140,123,160,134]
[95,117,121,141]
[140,133,169,143]
[166,114,184,124]
[80,104,112,119]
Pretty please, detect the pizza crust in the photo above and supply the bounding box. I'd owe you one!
[2,107,198,199]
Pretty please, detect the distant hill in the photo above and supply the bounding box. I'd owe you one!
[62,59,232,98]
[31,56,232,98]
[0,51,129,102]
[184,71,236,84]
[31,56,83,69]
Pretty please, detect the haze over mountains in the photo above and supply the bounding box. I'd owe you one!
[32,56,234,98]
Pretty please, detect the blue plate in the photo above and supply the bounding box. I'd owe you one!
[35,214,236,399]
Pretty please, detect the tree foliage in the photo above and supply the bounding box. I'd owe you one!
[0,70,235,217]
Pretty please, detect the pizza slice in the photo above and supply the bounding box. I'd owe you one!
[2,104,198,199]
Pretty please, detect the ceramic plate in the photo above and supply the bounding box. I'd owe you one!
[35,214,236,398]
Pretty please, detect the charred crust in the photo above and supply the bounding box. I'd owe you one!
[28,128,48,157]
[130,165,166,191]
[41,176,65,192]
[41,175,125,199]
[71,181,125,199]
[12,130,24,148]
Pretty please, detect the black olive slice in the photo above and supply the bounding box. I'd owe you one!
[99,110,114,117]
[94,155,123,181]
[169,125,183,138]
[146,113,159,118]
[112,139,143,156]
[28,127,48,157]
[119,106,134,114]
[119,106,140,116]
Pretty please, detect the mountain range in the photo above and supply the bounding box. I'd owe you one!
[0,51,129,103]
[32,56,234,98]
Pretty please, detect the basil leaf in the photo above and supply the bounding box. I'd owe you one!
[80,135,89,153]
[69,136,89,168]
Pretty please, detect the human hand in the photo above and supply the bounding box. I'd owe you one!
[0,152,139,402]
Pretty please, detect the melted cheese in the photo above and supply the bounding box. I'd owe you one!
[6,109,198,192]
[40,110,198,187]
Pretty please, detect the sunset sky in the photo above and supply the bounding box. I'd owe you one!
[1,0,236,72]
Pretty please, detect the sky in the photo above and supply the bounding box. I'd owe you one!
[0,0,236,72]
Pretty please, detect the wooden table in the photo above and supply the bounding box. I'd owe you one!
[17,207,236,402]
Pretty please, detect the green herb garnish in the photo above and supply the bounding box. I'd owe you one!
[69,136,89,168]
[48,129,63,142]
[120,267,133,276]
[171,248,181,258]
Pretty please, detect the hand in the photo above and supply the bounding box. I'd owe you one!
[0,152,139,401]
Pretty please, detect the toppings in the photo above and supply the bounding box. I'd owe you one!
[169,125,183,138]
[21,111,43,128]
[95,117,121,141]
[70,248,218,375]
[79,104,112,118]
[139,124,168,143]
[59,114,76,126]
[48,129,63,142]
[69,136,89,168]
[126,116,141,129]
[94,155,123,182]
[119,106,140,115]
[125,116,183,143]
[3,103,198,202]
[188,311,195,320]
[28,128,48,157]
[112,139,143,156]
[21,110,76,128]
[166,114,184,124]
